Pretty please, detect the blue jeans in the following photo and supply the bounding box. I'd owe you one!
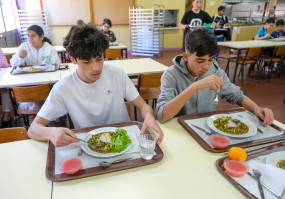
[215,36,224,59]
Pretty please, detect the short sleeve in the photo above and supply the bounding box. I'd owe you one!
[204,12,213,23]
[120,69,139,102]
[270,31,277,38]
[181,11,189,24]
[256,28,263,36]
[37,83,68,121]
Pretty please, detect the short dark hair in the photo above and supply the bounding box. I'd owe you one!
[102,18,112,27]
[185,28,218,57]
[276,19,285,26]
[63,20,109,60]
[266,17,275,24]
[218,6,225,12]
[27,25,52,45]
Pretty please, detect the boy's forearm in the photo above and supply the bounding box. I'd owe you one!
[162,84,197,122]
[240,97,260,114]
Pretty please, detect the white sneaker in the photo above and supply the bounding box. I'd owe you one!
[273,62,278,71]
[263,66,269,72]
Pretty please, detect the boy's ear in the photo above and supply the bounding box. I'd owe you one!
[69,56,77,64]
[183,52,188,62]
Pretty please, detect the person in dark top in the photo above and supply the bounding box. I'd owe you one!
[271,19,285,38]
[213,6,229,42]
[101,18,117,42]
[213,6,230,59]
[180,0,215,51]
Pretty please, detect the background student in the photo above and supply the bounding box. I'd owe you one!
[254,17,275,40]
[10,25,61,66]
[271,19,285,38]
[180,0,215,51]
[101,18,117,43]
[1,25,60,128]
[213,5,229,42]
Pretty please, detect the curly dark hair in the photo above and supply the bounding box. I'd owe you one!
[185,28,218,57]
[63,20,109,60]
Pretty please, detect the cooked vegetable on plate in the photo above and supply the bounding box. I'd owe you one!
[213,116,249,135]
[87,128,131,153]
[277,159,285,170]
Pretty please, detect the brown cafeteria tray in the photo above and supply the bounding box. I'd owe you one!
[178,108,285,153]
[216,141,285,199]
[46,121,164,182]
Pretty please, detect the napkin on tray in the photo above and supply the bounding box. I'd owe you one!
[232,160,285,199]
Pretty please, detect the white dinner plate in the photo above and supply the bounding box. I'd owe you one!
[81,127,132,157]
[266,151,285,169]
[207,114,257,138]
[16,66,45,72]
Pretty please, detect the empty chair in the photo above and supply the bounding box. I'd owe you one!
[226,48,262,85]
[8,83,52,126]
[105,49,122,60]
[134,73,162,120]
[125,102,131,120]
[0,127,27,143]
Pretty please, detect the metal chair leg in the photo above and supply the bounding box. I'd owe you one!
[225,60,230,76]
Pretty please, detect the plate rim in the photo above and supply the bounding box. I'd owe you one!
[81,127,132,157]
[206,113,257,138]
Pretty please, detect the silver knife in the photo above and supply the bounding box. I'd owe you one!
[247,172,280,198]
[191,124,213,136]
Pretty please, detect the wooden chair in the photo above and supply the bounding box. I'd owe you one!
[5,55,12,64]
[8,83,52,126]
[259,46,285,81]
[122,58,141,87]
[226,48,262,85]
[125,102,131,120]
[105,49,122,60]
[135,73,163,120]
[0,127,27,143]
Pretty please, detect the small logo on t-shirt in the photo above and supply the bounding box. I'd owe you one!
[189,18,202,26]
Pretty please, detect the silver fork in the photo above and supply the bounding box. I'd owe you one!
[253,169,265,199]
[214,75,223,107]
[214,90,219,107]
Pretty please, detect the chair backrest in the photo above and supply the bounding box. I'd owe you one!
[0,127,28,143]
[125,102,131,120]
[246,48,262,57]
[5,55,12,64]
[9,83,51,103]
[275,46,285,56]
[105,49,122,59]
[137,73,163,91]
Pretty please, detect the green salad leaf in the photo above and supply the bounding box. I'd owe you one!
[110,128,132,153]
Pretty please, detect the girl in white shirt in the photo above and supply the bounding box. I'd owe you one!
[1,25,60,128]
[10,25,61,66]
